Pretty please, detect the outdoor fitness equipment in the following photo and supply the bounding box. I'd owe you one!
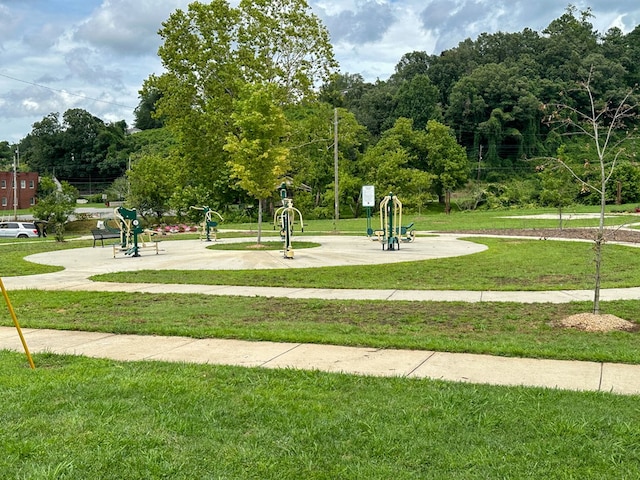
[378,193,415,250]
[274,183,304,259]
[190,206,223,241]
[113,206,158,257]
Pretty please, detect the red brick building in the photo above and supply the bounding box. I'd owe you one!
[0,171,39,211]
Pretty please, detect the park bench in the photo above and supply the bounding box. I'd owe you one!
[91,228,120,247]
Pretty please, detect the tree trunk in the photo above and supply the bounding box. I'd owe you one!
[257,198,263,245]
[593,178,607,315]
[558,205,563,231]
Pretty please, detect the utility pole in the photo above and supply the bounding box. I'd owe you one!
[333,107,339,229]
[13,147,19,221]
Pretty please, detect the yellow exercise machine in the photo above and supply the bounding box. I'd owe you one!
[273,183,304,259]
[377,193,415,250]
[112,206,159,257]
[190,206,223,242]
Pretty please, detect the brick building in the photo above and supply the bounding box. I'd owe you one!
[0,171,39,211]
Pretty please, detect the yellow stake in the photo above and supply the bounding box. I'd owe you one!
[0,278,35,369]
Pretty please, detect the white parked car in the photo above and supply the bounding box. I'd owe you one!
[0,221,40,238]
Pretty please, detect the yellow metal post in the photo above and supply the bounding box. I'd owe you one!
[0,278,35,369]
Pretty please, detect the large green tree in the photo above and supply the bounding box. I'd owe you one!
[424,120,470,213]
[224,84,291,243]
[18,110,130,181]
[127,153,180,221]
[360,118,434,210]
[148,0,336,206]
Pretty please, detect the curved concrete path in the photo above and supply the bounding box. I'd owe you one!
[3,234,640,303]
[2,233,640,395]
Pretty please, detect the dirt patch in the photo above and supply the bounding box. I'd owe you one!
[246,244,269,249]
[552,313,638,332]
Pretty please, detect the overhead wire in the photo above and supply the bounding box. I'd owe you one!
[0,71,137,110]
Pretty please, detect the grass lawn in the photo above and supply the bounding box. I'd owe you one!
[92,237,640,291]
[3,206,640,477]
[2,351,640,479]
[207,240,321,250]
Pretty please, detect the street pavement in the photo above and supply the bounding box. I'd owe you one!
[2,233,640,395]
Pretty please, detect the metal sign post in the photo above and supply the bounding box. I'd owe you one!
[362,185,375,236]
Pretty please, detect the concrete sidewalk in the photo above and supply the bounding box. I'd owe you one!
[2,326,639,395]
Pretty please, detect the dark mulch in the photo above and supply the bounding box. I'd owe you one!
[452,228,640,243]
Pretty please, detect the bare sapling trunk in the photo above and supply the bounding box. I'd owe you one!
[543,66,637,316]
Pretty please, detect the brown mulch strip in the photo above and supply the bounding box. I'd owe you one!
[450,228,640,243]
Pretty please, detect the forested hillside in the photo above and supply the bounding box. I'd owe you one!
[322,6,640,183]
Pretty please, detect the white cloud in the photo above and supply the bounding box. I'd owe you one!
[1,0,640,143]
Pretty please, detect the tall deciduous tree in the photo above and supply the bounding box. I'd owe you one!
[224,84,291,243]
[360,118,434,210]
[127,153,180,221]
[424,120,470,213]
[148,0,336,205]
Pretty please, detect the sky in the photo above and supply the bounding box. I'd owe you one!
[1,0,639,144]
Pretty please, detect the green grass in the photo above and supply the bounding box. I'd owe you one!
[92,237,640,291]
[1,351,640,479]
[207,240,321,250]
[3,206,640,476]
[0,239,94,276]
[5,290,640,363]
[271,205,640,233]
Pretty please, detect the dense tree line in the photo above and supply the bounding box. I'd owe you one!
[323,6,639,183]
[7,4,640,217]
[16,109,130,183]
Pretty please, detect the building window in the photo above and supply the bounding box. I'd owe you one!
[20,180,26,189]
[30,197,35,206]
[29,180,35,189]
[1,197,6,207]
[1,180,5,189]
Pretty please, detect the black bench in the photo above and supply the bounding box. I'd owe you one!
[91,229,120,247]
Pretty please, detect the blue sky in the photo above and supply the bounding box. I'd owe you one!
[1,0,639,143]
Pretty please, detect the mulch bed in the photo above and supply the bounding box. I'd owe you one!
[451,228,640,243]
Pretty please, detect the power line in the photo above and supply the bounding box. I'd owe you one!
[0,71,137,110]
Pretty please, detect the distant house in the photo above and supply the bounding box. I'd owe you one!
[0,171,39,211]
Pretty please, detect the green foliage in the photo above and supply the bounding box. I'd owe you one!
[31,176,78,241]
[104,176,128,202]
[150,0,336,205]
[127,153,180,220]
[360,118,434,209]
[424,120,469,197]
[18,109,131,182]
[8,6,640,216]
[393,74,443,130]
[134,86,164,130]
[0,141,13,170]
[225,84,291,201]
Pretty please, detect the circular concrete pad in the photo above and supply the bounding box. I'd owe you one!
[25,235,486,275]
